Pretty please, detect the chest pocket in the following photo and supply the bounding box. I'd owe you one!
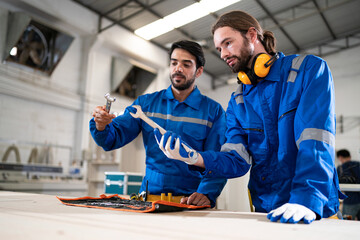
[243,125,267,154]
[237,100,267,153]
[278,107,297,154]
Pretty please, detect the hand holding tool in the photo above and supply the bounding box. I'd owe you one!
[104,93,116,113]
[154,129,198,165]
[129,105,197,164]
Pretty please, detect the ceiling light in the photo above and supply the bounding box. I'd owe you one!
[10,47,17,56]
[135,19,174,40]
[135,0,241,40]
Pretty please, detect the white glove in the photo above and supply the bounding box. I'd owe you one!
[267,203,316,224]
[154,129,198,165]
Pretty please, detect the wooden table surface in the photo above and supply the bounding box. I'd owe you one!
[1,191,359,240]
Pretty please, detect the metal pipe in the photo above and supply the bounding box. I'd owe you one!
[2,145,21,163]
[27,147,38,164]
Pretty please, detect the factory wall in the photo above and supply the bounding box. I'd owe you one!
[0,2,89,172]
[0,0,219,197]
[0,1,164,161]
[327,45,360,163]
[0,0,359,211]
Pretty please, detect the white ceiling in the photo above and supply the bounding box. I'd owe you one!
[72,0,360,88]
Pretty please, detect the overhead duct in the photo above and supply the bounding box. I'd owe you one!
[3,11,73,75]
[111,57,157,99]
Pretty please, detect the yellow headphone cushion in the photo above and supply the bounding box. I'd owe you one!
[237,53,277,85]
[253,54,271,78]
[237,71,252,85]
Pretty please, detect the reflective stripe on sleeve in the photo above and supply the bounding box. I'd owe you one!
[144,112,213,128]
[220,143,251,165]
[235,95,244,104]
[287,55,307,83]
[234,84,244,104]
[296,128,335,148]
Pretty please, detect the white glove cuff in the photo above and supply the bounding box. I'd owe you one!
[185,150,199,165]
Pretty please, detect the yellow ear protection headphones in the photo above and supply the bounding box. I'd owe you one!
[237,53,279,85]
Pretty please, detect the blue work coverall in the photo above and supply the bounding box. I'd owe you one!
[90,86,227,207]
[200,52,344,218]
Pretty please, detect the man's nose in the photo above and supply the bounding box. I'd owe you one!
[175,64,183,72]
[220,48,229,60]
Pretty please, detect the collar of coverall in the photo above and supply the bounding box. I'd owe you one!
[164,85,202,110]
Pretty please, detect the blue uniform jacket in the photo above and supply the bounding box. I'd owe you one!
[201,52,344,217]
[90,86,227,207]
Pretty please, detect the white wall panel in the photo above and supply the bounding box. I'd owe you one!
[0,94,75,170]
[327,45,360,162]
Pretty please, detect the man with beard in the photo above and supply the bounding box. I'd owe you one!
[155,11,344,223]
[90,40,227,207]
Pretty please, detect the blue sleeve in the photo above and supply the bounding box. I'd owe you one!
[195,104,228,207]
[89,100,143,151]
[196,177,227,207]
[200,95,251,178]
[289,56,337,217]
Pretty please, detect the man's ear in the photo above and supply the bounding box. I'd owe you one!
[246,27,258,43]
[195,66,204,78]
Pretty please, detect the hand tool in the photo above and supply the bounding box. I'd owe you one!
[130,105,195,156]
[130,105,166,134]
[104,93,116,113]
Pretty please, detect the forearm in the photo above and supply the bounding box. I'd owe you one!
[90,118,114,150]
[194,153,205,168]
[290,140,335,217]
[92,105,115,131]
[198,150,251,178]
[196,176,227,208]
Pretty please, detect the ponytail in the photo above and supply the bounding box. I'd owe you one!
[262,31,276,55]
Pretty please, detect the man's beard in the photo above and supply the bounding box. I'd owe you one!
[228,38,253,73]
[170,73,196,91]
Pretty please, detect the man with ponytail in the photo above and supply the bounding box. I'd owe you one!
[155,11,344,224]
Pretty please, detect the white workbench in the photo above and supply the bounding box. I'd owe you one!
[339,183,360,192]
[0,191,359,240]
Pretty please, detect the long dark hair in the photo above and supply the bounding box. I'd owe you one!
[212,11,277,55]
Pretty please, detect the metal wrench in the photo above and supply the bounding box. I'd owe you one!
[130,105,166,135]
[130,105,195,155]
[104,93,116,113]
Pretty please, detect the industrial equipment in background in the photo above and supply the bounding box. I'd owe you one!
[4,12,73,75]
[104,171,143,196]
[0,142,87,196]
